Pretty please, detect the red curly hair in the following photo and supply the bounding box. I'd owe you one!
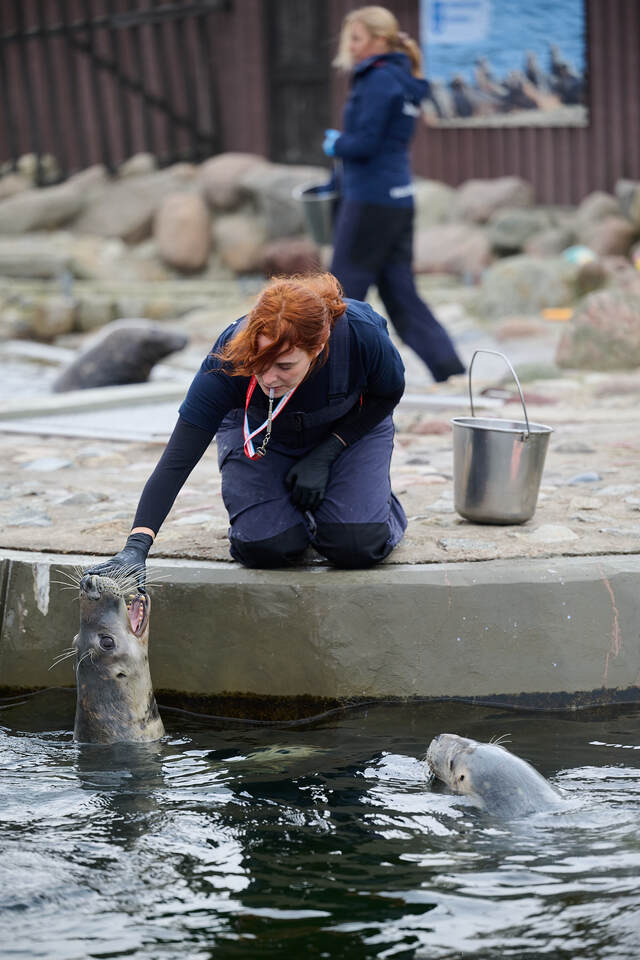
[215,273,347,376]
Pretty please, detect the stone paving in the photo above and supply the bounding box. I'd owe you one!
[1,277,639,567]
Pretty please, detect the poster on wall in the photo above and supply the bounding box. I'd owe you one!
[420,0,588,127]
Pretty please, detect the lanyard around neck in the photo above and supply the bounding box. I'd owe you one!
[243,375,300,460]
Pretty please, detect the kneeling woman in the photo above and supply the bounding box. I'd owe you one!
[85,273,407,580]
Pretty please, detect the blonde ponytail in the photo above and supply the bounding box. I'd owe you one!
[333,6,423,77]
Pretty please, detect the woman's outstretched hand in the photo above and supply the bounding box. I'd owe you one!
[82,532,153,593]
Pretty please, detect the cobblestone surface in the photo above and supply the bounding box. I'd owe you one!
[1,279,639,566]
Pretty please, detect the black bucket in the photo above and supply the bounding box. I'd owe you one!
[292,182,339,246]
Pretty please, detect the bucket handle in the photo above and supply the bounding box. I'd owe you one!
[468,349,531,439]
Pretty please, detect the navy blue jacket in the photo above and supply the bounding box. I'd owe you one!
[131,300,405,533]
[179,299,404,450]
[333,53,430,207]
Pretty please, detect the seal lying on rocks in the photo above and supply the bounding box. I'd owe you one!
[52,319,188,391]
[426,732,561,818]
[73,573,165,743]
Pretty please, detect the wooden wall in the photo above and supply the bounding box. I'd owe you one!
[1,0,639,204]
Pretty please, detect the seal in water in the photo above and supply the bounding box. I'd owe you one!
[52,319,188,392]
[73,573,165,743]
[426,733,561,818]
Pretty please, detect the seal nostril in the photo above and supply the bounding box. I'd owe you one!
[116,672,127,679]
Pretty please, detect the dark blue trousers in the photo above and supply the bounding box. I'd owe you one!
[331,201,465,382]
[217,417,407,569]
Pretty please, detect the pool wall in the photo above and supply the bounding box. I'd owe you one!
[1,549,639,711]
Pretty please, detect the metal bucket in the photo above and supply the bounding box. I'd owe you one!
[292,182,339,246]
[451,350,553,524]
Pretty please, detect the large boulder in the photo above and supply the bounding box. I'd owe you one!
[0,234,71,278]
[479,255,579,318]
[556,289,640,370]
[259,236,321,276]
[574,191,620,233]
[0,173,31,201]
[1,295,76,340]
[0,181,85,233]
[71,165,198,243]
[577,215,637,256]
[154,192,212,272]
[213,212,268,273]
[413,223,492,281]
[524,226,576,256]
[615,179,640,229]
[198,152,268,211]
[487,207,554,254]
[118,153,158,178]
[413,179,455,230]
[240,162,330,238]
[451,176,534,224]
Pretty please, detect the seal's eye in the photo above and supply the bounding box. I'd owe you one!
[458,774,465,782]
[99,634,115,650]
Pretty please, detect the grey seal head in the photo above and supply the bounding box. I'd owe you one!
[426,732,561,818]
[52,319,188,392]
[73,573,165,744]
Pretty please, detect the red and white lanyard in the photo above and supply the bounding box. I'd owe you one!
[243,375,300,460]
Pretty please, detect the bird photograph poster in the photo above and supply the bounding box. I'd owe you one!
[420,0,588,127]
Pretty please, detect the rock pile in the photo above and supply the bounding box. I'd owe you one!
[0,152,639,370]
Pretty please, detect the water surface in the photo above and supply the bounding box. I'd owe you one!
[1,693,639,958]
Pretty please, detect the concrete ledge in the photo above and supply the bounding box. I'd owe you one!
[1,549,639,711]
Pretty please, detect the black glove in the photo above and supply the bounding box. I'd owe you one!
[82,532,153,592]
[285,434,345,511]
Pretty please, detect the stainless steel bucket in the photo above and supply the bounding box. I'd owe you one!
[451,350,553,524]
[292,182,339,246]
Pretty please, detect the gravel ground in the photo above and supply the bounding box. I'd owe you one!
[1,278,639,566]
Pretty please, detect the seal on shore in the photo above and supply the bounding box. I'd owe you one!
[426,732,561,818]
[52,319,188,392]
[73,573,165,743]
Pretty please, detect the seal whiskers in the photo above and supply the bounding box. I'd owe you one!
[48,645,78,671]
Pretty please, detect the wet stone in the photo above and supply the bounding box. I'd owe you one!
[173,513,218,526]
[597,484,638,496]
[21,457,73,472]
[569,496,602,511]
[438,537,497,551]
[565,472,602,485]
[521,525,579,542]
[554,441,596,454]
[598,525,640,536]
[429,496,455,513]
[6,509,52,527]
[53,491,106,506]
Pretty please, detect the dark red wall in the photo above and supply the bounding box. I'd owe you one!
[1,0,639,203]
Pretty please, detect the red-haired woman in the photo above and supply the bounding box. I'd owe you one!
[83,274,407,576]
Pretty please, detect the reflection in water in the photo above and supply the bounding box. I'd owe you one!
[1,692,639,958]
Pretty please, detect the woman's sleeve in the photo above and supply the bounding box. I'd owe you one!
[132,415,216,534]
[333,70,400,161]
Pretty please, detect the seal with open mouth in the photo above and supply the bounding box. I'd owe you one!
[426,733,561,818]
[73,574,165,744]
